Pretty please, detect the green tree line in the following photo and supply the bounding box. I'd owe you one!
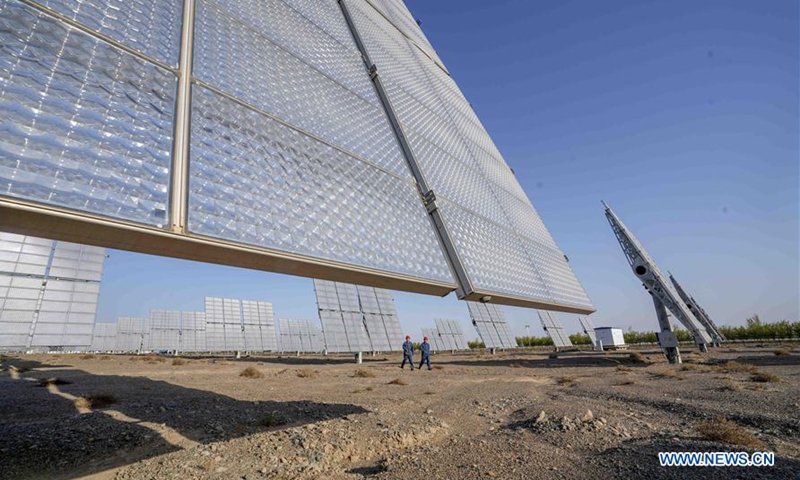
[503,316,798,348]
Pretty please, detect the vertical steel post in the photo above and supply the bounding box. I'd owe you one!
[169,0,196,233]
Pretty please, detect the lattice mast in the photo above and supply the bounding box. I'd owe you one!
[603,201,711,363]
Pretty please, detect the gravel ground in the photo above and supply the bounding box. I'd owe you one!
[1,345,799,479]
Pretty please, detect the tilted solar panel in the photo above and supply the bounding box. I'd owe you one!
[0,0,592,315]
[538,310,573,349]
[578,316,597,345]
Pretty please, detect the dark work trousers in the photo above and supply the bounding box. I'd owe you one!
[418,355,431,370]
[401,355,414,370]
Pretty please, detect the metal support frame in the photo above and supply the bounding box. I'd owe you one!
[669,273,725,345]
[337,0,473,300]
[652,296,681,364]
[169,0,197,234]
[603,201,711,359]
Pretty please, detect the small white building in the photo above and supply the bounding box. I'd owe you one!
[594,327,626,350]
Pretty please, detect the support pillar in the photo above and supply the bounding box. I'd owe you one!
[653,296,681,364]
[355,351,363,364]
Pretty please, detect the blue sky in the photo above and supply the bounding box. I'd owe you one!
[96,0,799,340]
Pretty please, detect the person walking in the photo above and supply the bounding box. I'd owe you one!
[400,335,414,370]
[418,336,432,371]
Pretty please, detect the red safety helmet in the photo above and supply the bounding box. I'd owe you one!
[405,335,410,340]
[423,336,428,341]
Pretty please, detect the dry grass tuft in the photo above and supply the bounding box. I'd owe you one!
[432,365,444,370]
[680,364,710,372]
[750,372,780,383]
[79,354,95,360]
[75,393,118,410]
[172,358,188,366]
[423,390,435,395]
[239,366,264,379]
[628,352,647,364]
[388,377,408,386]
[773,349,790,357]
[296,368,317,379]
[353,368,375,378]
[509,363,522,368]
[548,352,559,359]
[259,412,286,428]
[650,369,686,380]
[365,386,374,392]
[36,377,72,387]
[99,356,112,361]
[714,361,758,374]
[556,376,576,385]
[696,418,763,448]
[718,381,741,392]
[616,366,633,372]
[618,380,636,386]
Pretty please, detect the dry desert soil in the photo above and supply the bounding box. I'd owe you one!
[1,345,799,479]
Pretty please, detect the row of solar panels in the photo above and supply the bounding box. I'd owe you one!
[0,0,594,315]
[314,279,404,353]
[0,233,105,349]
[92,303,324,354]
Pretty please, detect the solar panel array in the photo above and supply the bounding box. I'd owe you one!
[421,327,441,351]
[467,301,517,349]
[89,299,274,353]
[279,319,325,353]
[242,301,278,352]
[115,317,150,353]
[538,310,573,349]
[434,319,469,351]
[604,203,713,347]
[149,310,182,352]
[0,233,105,350]
[356,285,404,351]
[180,311,207,352]
[0,0,594,314]
[90,322,117,352]
[578,316,597,345]
[314,279,403,353]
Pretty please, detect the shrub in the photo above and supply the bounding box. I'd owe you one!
[296,368,317,379]
[696,418,763,448]
[79,354,95,360]
[172,358,188,366]
[714,361,758,374]
[75,393,117,410]
[773,349,790,357]
[353,368,375,378]
[750,372,780,383]
[259,412,286,428]
[388,377,407,386]
[555,376,576,385]
[628,352,647,364]
[548,352,559,359]
[239,367,264,379]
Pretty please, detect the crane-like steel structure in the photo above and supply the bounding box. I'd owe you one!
[603,202,712,363]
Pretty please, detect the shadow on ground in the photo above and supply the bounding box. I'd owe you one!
[0,358,367,480]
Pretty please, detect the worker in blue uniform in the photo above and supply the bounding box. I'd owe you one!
[400,335,414,370]
[418,336,432,371]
